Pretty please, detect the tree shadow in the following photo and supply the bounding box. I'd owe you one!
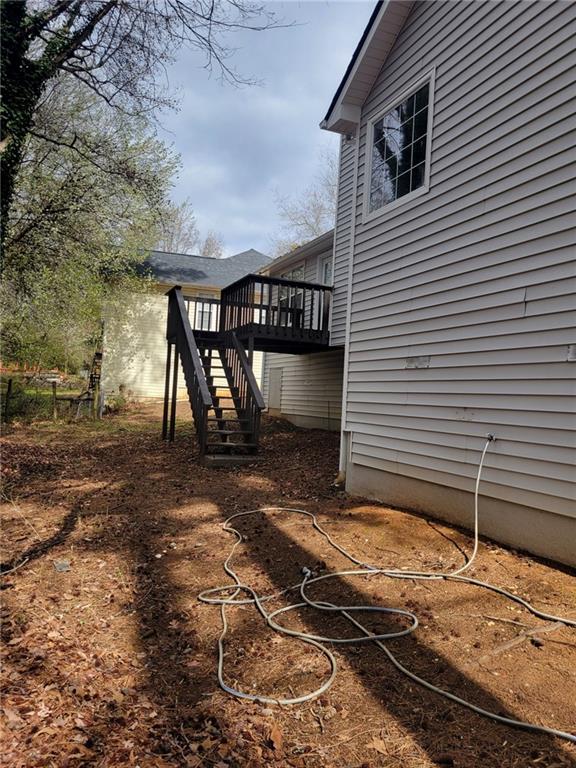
[0,482,113,574]
[219,509,575,767]
[3,419,574,767]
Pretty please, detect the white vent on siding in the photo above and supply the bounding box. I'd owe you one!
[566,344,576,362]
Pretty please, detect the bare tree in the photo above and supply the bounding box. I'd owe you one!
[156,199,224,257]
[271,147,338,256]
[156,199,200,254]
[198,230,224,259]
[1,0,284,245]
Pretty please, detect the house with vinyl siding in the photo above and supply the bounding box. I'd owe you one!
[262,0,576,566]
[260,231,345,431]
[101,248,270,400]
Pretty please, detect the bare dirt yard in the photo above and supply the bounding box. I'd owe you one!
[1,405,575,768]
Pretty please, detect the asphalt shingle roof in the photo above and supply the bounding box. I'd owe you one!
[139,248,271,288]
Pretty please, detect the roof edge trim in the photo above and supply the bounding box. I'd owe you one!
[322,0,413,135]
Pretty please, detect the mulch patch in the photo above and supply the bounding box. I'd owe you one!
[1,405,575,767]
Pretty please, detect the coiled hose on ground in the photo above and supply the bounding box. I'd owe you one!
[198,438,576,743]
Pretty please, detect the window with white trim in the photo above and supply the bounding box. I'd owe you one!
[368,80,431,213]
[279,264,304,311]
[321,255,333,285]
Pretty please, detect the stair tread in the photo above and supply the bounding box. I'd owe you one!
[207,418,248,423]
[206,443,258,450]
[207,429,252,435]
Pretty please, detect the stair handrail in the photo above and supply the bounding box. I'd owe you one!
[168,287,212,407]
[219,329,264,448]
[165,286,212,453]
[229,332,265,410]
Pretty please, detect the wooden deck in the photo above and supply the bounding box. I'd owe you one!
[219,273,333,354]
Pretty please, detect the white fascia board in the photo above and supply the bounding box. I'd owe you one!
[321,0,412,136]
[321,103,363,135]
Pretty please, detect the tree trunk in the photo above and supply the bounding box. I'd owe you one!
[0,3,45,249]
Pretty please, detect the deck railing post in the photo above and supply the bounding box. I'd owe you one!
[162,341,172,440]
[219,273,332,348]
[169,345,179,442]
[321,288,331,341]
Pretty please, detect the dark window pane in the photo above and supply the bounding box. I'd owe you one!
[385,152,398,179]
[400,93,415,122]
[383,170,396,204]
[414,106,428,140]
[388,105,402,125]
[397,169,411,198]
[400,116,414,147]
[369,187,383,212]
[411,161,425,192]
[412,136,427,167]
[415,83,429,112]
[369,154,385,212]
[373,138,386,162]
[397,137,413,178]
[385,135,400,161]
[370,79,431,212]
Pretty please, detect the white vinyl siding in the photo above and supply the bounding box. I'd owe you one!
[102,291,264,399]
[330,136,356,346]
[262,349,344,430]
[261,246,344,427]
[342,0,576,519]
[101,294,185,400]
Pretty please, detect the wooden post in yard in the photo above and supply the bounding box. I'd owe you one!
[162,342,172,440]
[93,380,100,420]
[52,381,57,421]
[169,347,179,442]
[3,378,13,423]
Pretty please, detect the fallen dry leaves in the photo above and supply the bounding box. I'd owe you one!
[1,406,575,768]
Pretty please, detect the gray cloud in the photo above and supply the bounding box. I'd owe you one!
[158,1,373,256]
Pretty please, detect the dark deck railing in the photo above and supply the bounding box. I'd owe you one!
[220,274,332,345]
[184,295,220,332]
[220,331,265,447]
[164,287,212,452]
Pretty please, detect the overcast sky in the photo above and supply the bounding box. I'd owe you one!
[157,1,373,257]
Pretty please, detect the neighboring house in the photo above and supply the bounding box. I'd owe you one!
[101,248,270,399]
[312,0,575,566]
[260,231,345,430]
[151,0,574,565]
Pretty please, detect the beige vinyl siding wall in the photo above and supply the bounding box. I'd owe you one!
[343,1,576,523]
[331,136,356,346]
[261,349,344,430]
[102,290,264,399]
[261,247,345,429]
[101,293,181,399]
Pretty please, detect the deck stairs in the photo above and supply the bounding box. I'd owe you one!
[163,276,332,463]
[198,343,259,456]
[163,287,264,464]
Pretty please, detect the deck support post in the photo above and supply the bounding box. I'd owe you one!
[169,345,179,442]
[162,342,173,440]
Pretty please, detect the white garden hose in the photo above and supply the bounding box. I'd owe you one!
[198,438,576,743]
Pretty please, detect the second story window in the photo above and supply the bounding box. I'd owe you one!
[185,294,217,331]
[321,255,333,285]
[280,264,304,311]
[367,76,433,215]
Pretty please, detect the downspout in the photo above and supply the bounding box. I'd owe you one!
[337,131,361,479]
